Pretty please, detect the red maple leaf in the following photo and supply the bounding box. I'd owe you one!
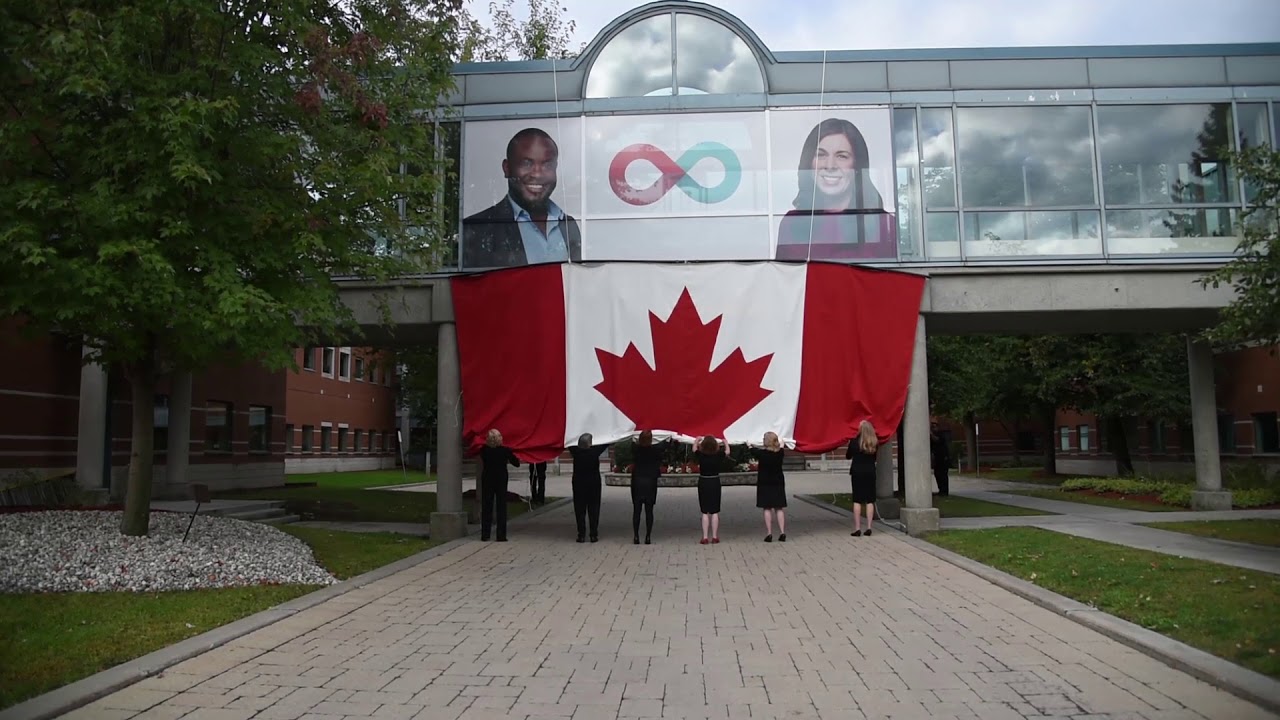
[594,288,773,438]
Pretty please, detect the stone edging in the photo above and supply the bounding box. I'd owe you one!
[795,493,1280,715]
[0,499,569,720]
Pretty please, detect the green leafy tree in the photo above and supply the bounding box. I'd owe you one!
[1200,144,1280,348]
[0,0,462,535]
[459,0,582,62]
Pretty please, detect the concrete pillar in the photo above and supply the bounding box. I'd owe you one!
[875,441,900,519]
[1187,338,1231,510]
[74,347,108,492]
[431,321,467,540]
[902,316,940,535]
[166,371,192,494]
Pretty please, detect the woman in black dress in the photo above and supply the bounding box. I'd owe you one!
[630,430,665,545]
[695,435,729,544]
[569,433,610,543]
[845,420,878,537]
[479,429,520,542]
[752,431,787,542]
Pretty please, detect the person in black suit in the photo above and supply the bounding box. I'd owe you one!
[463,127,582,268]
[569,433,610,543]
[528,460,548,504]
[479,429,520,541]
[930,418,951,496]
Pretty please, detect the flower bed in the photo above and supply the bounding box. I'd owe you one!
[604,472,759,488]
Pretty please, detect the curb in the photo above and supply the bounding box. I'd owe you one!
[792,492,907,533]
[897,532,1280,716]
[0,499,564,720]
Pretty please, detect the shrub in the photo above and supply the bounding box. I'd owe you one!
[1233,487,1280,508]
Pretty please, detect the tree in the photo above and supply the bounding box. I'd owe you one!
[0,0,462,535]
[459,0,582,62]
[1200,144,1280,349]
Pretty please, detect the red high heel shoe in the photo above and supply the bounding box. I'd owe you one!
[711,537,720,544]
[700,538,709,545]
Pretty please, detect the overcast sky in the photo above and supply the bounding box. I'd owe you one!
[521,0,1280,53]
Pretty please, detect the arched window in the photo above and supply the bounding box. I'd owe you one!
[585,11,765,99]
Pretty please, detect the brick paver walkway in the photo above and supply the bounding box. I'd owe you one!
[66,484,1275,720]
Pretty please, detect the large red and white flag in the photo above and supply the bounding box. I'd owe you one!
[451,262,925,461]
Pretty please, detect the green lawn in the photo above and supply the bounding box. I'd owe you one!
[286,469,435,489]
[928,527,1280,679]
[1143,519,1280,548]
[1008,488,1182,512]
[818,493,1052,518]
[0,525,440,710]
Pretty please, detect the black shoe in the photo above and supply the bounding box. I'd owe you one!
[496,537,508,542]
[779,533,786,542]
[864,529,872,536]
[576,535,585,543]
[764,534,773,543]
[590,535,599,543]
[851,530,862,537]
[481,534,490,541]
[644,536,651,545]
[634,536,640,545]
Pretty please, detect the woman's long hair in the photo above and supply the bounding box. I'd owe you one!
[792,118,885,246]
[699,435,718,454]
[637,430,653,447]
[857,421,878,454]
[763,432,781,451]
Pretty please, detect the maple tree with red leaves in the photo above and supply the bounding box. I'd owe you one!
[594,289,773,439]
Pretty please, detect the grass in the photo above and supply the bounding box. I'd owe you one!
[1008,488,1182,512]
[285,469,435,489]
[927,527,1280,679]
[818,493,1052,518]
[1143,519,1280,548]
[0,525,440,710]
[972,466,1067,485]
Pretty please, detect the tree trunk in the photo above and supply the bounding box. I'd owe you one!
[1107,415,1135,476]
[120,362,158,537]
[963,411,978,472]
[1041,405,1058,476]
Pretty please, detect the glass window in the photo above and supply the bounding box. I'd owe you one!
[585,14,673,98]
[1097,104,1236,206]
[338,427,349,453]
[1217,413,1235,452]
[321,425,332,453]
[206,401,232,453]
[1078,425,1091,452]
[371,364,380,384]
[354,429,363,453]
[1149,420,1166,453]
[249,406,270,453]
[284,424,294,453]
[1059,426,1070,451]
[355,357,365,382]
[302,348,315,371]
[673,13,763,95]
[957,106,1096,208]
[339,349,351,380]
[893,108,922,260]
[301,425,314,452]
[1254,412,1279,454]
[964,210,1101,257]
[925,212,961,259]
[1238,103,1271,204]
[153,395,169,453]
[1105,207,1238,255]
[374,432,383,452]
[367,431,374,452]
[920,108,957,210]
[322,348,335,376]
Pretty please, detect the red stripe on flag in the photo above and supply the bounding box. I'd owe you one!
[794,264,925,452]
[451,265,567,462]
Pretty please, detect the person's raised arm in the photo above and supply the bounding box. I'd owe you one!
[845,438,856,460]
[508,449,520,467]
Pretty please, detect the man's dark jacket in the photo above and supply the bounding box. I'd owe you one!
[462,198,582,268]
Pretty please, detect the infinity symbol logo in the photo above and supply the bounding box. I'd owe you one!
[608,142,742,206]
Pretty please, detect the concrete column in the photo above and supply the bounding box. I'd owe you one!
[431,321,467,540]
[875,441,900,519]
[1187,338,1231,510]
[74,347,108,492]
[166,371,192,494]
[902,316,939,535]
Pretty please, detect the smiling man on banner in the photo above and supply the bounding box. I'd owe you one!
[463,127,583,268]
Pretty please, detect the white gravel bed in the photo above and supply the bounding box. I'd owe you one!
[0,511,337,593]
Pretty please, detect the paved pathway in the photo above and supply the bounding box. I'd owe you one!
[67,480,1275,720]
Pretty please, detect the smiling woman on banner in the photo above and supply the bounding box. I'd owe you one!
[775,118,897,261]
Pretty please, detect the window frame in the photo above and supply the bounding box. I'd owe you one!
[205,401,234,454]
[248,405,271,455]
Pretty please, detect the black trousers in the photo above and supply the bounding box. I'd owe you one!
[933,464,950,496]
[529,462,547,502]
[481,476,509,539]
[572,481,601,537]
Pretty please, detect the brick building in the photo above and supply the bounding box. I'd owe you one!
[284,346,400,474]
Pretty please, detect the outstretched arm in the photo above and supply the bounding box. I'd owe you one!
[845,440,856,460]
[508,450,520,468]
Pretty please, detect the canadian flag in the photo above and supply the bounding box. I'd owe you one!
[451,262,925,461]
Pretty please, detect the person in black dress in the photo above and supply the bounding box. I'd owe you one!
[528,461,548,504]
[930,418,950,496]
[751,431,787,542]
[569,433,609,543]
[846,420,878,537]
[479,429,520,541]
[695,435,729,544]
[630,430,666,545]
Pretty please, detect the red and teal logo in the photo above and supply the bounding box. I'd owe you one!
[609,142,742,206]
